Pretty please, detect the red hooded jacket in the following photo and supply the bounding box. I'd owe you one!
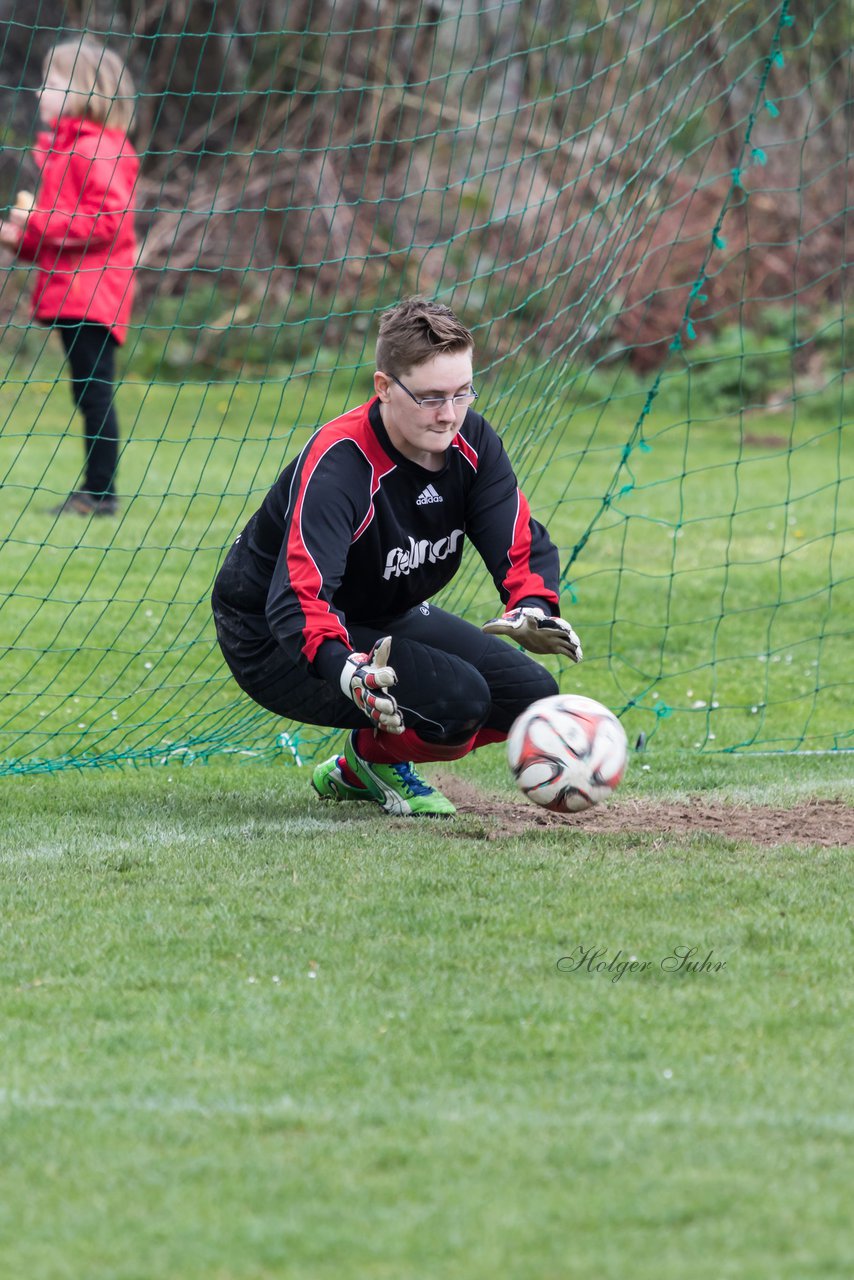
[17,116,139,345]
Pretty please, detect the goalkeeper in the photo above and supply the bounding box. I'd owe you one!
[212,297,582,816]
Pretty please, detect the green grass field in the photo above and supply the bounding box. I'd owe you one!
[1,340,852,1276]
[1,753,852,1279]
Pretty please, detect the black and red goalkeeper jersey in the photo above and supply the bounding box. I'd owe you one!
[217,398,560,686]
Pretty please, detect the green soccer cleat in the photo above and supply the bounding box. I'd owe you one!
[341,733,456,817]
[311,752,372,804]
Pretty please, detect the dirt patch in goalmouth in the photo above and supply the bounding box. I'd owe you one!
[432,773,854,848]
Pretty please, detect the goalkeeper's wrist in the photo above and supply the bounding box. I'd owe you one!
[512,598,560,618]
[338,649,371,698]
[312,639,354,689]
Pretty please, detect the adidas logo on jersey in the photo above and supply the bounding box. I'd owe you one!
[416,484,442,505]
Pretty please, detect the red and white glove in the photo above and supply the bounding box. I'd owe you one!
[482,606,583,662]
[339,635,404,733]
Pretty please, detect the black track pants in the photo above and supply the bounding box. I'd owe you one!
[212,598,558,742]
[56,321,120,498]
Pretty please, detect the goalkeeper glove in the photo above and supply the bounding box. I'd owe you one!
[482,606,583,662]
[339,635,404,733]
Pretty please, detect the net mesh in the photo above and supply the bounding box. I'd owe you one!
[0,0,851,774]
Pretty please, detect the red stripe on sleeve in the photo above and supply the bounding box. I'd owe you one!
[285,403,395,663]
[286,445,348,661]
[352,430,397,542]
[503,490,559,610]
[452,432,479,471]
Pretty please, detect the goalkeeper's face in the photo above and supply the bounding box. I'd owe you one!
[375,349,475,470]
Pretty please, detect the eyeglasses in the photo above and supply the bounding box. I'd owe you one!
[388,373,478,410]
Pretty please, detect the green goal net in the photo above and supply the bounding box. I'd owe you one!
[0,0,851,775]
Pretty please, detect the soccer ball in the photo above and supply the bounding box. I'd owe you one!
[507,694,628,813]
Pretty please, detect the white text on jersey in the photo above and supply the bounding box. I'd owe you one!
[383,530,464,579]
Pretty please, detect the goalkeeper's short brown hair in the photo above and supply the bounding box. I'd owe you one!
[376,298,474,377]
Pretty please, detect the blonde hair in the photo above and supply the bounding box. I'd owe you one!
[43,38,135,132]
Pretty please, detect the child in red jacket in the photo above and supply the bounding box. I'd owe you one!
[0,38,138,516]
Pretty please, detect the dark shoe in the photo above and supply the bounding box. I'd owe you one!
[50,491,118,517]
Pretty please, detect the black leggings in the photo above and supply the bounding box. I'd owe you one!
[212,599,559,745]
[57,321,120,498]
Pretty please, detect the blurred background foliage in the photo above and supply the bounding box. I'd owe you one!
[0,0,850,386]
